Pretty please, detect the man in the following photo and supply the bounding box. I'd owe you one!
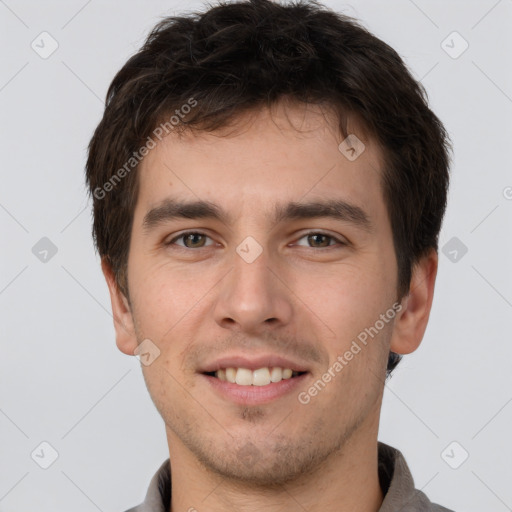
[86,0,453,510]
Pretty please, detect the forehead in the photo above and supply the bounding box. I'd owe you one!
[135,102,387,228]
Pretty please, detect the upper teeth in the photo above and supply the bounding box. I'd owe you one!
[215,367,296,386]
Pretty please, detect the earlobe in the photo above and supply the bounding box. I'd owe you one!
[390,249,438,355]
[101,258,138,356]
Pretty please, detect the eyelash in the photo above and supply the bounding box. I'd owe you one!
[165,231,347,249]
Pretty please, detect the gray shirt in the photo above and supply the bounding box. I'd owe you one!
[125,442,454,512]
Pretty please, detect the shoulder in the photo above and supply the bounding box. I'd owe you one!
[121,459,171,512]
[378,442,455,512]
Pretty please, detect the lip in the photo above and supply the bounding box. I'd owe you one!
[201,372,309,406]
[198,354,310,373]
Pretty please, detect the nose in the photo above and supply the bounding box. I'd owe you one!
[213,246,294,334]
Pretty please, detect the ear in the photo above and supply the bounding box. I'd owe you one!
[101,258,138,356]
[390,249,438,355]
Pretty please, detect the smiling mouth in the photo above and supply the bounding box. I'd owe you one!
[204,367,307,386]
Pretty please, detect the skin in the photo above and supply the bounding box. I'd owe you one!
[103,100,438,512]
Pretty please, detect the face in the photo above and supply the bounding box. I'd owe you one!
[117,102,403,484]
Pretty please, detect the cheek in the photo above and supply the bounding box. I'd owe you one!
[141,360,192,425]
[128,259,203,335]
[295,258,395,337]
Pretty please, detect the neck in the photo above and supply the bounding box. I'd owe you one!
[167,419,384,512]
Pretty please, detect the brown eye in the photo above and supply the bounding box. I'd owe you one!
[168,232,213,248]
[294,232,344,248]
[307,234,332,248]
[183,233,206,248]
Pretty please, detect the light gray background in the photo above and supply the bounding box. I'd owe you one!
[1,0,511,511]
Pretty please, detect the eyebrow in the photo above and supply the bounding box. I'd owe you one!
[142,198,373,234]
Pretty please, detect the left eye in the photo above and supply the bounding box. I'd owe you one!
[168,232,214,248]
[294,233,343,248]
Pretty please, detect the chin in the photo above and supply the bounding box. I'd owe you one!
[187,432,341,487]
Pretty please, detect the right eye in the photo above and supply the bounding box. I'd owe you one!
[166,231,215,249]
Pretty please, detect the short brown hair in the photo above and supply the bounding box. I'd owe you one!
[86,0,450,375]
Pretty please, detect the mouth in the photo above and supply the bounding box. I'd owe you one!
[198,356,311,405]
[204,367,307,386]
